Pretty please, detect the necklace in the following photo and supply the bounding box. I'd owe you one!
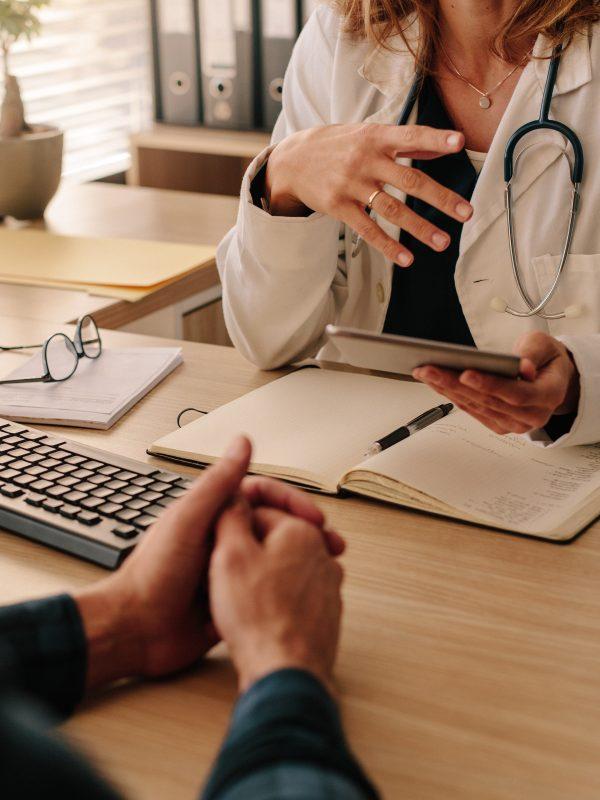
[441,45,530,110]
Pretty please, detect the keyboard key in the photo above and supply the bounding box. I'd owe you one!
[116,471,137,481]
[116,509,141,523]
[38,437,65,448]
[59,505,80,520]
[132,515,156,530]
[4,436,24,445]
[151,471,182,484]
[0,469,19,482]
[64,491,86,504]
[14,474,37,487]
[77,511,101,526]
[47,485,71,498]
[58,476,80,488]
[33,445,54,456]
[83,460,104,471]
[91,486,114,499]
[24,453,45,464]
[156,495,176,508]
[149,481,171,493]
[98,465,120,477]
[45,471,63,483]
[106,479,127,491]
[108,492,130,505]
[81,497,104,510]
[140,491,162,503]
[112,524,138,540]
[56,463,78,475]
[9,460,30,472]
[42,498,63,513]
[0,455,12,466]
[167,487,187,499]
[64,454,86,466]
[98,502,123,518]
[126,498,150,511]
[30,479,52,493]
[132,476,154,487]
[77,482,96,494]
[54,450,74,461]
[19,441,39,451]
[0,484,24,499]
[89,474,110,486]
[25,493,45,508]
[0,444,12,454]
[144,504,165,518]
[40,458,61,470]
[123,485,145,497]
[72,468,93,480]
[7,448,28,459]
[25,465,47,477]
[21,430,46,441]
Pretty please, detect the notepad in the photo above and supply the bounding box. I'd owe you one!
[149,368,600,541]
[0,348,182,429]
[0,229,215,300]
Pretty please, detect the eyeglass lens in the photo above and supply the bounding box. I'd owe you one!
[45,334,78,381]
[79,315,101,359]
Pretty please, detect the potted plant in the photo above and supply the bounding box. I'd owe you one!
[0,0,62,220]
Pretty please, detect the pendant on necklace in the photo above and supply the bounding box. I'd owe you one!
[479,96,492,109]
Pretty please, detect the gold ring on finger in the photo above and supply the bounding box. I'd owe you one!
[367,188,385,211]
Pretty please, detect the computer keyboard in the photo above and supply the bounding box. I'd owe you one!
[0,418,194,569]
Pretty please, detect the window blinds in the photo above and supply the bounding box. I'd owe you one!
[9,0,153,182]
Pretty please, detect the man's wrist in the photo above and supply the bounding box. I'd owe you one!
[74,580,144,691]
[235,644,335,697]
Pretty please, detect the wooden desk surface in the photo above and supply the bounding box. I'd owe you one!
[1,316,600,800]
[1,182,239,328]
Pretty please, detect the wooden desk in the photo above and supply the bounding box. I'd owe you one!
[1,182,239,342]
[1,317,600,800]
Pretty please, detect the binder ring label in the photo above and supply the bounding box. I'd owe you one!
[268,78,284,103]
[169,71,191,96]
[209,77,234,100]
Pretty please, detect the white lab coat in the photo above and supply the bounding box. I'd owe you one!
[218,6,600,446]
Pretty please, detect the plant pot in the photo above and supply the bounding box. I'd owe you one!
[0,124,63,220]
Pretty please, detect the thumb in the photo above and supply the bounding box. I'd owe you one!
[514,333,560,382]
[173,435,253,531]
[214,495,260,556]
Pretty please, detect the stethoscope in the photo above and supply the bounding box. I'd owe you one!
[352,46,584,320]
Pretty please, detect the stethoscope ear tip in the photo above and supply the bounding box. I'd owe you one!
[564,304,583,319]
[490,296,508,313]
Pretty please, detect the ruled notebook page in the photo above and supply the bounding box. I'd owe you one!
[347,412,600,536]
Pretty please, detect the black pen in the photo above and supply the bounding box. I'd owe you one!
[363,403,454,458]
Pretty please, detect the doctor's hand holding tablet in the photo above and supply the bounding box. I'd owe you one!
[218,0,599,445]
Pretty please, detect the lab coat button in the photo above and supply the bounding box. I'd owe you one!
[376,282,386,304]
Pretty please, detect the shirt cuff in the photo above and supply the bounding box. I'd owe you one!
[0,594,87,720]
[202,669,379,800]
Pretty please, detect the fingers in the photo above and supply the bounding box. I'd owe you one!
[376,161,473,225]
[169,436,252,531]
[514,331,561,374]
[253,506,346,557]
[214,495,260,557]
[241,476,325,527]
[378,125,465,159]
[458,368,565,409]
[370,190,450,253]
[345,204,414,267]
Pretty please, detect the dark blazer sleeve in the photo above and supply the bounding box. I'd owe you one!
[0,594,87,720]
[201,669,380,800]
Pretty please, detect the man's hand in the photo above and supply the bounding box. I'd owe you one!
[413,331,580,435]
[74,437,338,690]
[210,500,345,696]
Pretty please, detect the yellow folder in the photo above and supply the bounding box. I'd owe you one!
[0,229,216,301]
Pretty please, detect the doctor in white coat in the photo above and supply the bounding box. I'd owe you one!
[217,0,600,447]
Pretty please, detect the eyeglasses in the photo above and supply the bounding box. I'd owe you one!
[0,315,102,386]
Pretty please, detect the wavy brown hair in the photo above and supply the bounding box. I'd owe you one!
[334,1,600,68]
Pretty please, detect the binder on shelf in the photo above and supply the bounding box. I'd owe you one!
[152,0,201,125]
[198,0,258,130]
[259,0,300,131]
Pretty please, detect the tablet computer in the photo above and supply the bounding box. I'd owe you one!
[326,326,521,379]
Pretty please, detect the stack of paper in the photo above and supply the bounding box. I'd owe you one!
[0,229,216,301]
[0,348,182,429]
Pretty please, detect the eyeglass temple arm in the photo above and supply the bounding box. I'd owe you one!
[0,344,43,352]
[0,377,48,385]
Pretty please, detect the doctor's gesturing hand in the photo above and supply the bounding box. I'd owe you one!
[265,123,474,266]
[413,332,581,436]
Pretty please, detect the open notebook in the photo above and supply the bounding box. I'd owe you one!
[149,369,600,541]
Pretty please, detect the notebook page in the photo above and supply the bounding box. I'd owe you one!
[355,411,600,534]
[151,369,439,491]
